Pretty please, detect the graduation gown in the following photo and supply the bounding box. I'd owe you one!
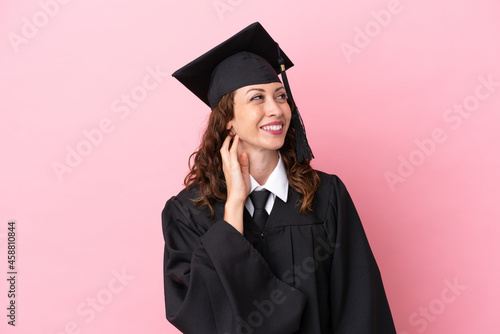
[162,171,396,334]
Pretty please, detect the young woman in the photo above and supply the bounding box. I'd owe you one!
[162,22,396,334]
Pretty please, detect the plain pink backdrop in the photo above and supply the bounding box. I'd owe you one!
[1,0,499,333]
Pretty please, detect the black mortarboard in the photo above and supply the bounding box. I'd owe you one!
[172,22,314,162]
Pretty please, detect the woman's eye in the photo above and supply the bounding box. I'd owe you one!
[277,93,287,100]
[250,95,263,101]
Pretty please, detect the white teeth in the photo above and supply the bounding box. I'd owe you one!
[262,124,283,131]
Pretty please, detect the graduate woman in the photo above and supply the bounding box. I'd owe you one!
[162,22,396,334]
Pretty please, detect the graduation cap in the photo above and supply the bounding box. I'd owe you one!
[172,22,314,162]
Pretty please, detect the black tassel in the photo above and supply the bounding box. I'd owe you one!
[277,44,314,162]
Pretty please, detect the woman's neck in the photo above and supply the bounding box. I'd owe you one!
[246,149,279,186]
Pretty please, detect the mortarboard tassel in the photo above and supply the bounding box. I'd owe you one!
[276,44,314,163]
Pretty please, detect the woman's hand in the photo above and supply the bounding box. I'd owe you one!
[220,134,250,234]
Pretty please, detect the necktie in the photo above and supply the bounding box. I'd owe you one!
[249,190,270,231]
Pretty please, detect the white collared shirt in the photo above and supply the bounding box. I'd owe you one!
[245,153,289,216]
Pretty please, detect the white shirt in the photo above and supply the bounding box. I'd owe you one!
[245,153,289,216]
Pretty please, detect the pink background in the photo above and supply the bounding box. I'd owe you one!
[1,0,499,333]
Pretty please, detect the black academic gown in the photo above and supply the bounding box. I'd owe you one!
[162,172,396,334]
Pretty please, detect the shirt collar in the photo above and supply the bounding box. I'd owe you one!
[249,153,289,203]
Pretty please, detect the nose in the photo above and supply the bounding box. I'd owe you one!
[264,97,284,117]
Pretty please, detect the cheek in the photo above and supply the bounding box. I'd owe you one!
[284,105,292,123]
[229,116,249,135]
[235,112,257,130]
[231,104,249,124]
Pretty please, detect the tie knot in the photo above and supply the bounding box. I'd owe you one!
[249,190,270,210]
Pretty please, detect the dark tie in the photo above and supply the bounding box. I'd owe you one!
[249,190,270,231]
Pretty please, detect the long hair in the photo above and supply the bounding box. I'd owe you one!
[184,91,320,216]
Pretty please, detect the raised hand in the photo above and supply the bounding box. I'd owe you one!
[220,134,250,234]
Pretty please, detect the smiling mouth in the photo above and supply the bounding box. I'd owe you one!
[261,124,283,131]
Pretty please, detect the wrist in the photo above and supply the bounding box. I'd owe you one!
[225,196,246,210]
[224,200,245,234]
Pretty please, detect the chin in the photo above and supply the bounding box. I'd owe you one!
[264,139,286,151]
[239,136,285,153]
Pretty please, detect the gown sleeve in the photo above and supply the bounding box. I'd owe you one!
[328,176,396,333]
[162,194,307,334]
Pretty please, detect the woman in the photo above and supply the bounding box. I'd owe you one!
[163,22,396,333]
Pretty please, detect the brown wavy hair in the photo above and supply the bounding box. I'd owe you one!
[184,91,321,216]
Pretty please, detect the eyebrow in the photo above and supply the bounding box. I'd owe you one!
[245,86,286,95]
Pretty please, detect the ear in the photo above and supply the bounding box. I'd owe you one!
[225,121,236,136]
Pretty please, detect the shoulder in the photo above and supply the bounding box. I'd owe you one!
[315,170,339,183]
[312,170,352,213]
[314,170,348,196]
[162,185,220,233]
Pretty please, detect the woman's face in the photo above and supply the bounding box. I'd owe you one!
[226,82,291,156]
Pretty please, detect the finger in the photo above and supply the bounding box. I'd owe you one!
[221,134,231,152]
[229,135,239,163]
[220,135,232,163]
[239,151,249,175]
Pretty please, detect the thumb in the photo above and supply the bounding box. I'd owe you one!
[239,152,249,176]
